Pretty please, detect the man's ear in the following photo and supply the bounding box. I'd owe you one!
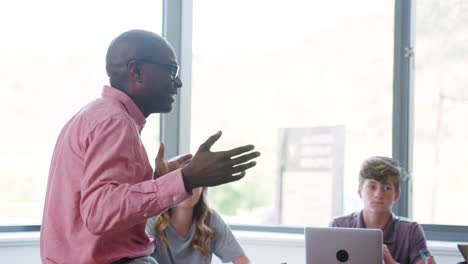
[358,186,363,198]
[127,60,143,82]
[394,188,401,202]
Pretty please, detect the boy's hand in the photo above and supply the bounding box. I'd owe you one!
[383,245,397,264]
[416,256,436,264]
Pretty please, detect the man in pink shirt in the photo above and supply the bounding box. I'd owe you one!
[40,29,260,264]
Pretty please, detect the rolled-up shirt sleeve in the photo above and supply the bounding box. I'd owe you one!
[79,117,190,235]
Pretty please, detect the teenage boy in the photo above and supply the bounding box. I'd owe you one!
[330,156,436,264]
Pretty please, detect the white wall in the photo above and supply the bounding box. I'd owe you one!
[0,231,465,263]
[0,232,40,263]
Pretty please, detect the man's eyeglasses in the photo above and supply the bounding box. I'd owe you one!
[129,59,180,81]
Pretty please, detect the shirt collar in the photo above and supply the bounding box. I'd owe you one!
[101,85,146,130]
[382,213,398,244]
[356,210,366,228]
[357,210,398,244]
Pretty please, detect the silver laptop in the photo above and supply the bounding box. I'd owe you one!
[305,227,383,264]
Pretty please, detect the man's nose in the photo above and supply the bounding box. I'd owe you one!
[374,187,384,197]
[173,76,183,88]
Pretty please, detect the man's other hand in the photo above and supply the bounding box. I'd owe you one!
[154,142,192,179]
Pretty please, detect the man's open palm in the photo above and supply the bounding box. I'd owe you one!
[181,131,260,189]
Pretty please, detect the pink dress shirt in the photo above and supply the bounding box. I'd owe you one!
[40,86,190,264]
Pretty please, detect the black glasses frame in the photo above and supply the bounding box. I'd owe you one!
[129,59,180,81]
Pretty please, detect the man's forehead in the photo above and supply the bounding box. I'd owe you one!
[148,43,177,64]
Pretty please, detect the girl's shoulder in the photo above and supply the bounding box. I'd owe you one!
[207,208,227,229]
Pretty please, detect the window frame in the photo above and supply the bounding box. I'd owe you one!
[391,0,468,242]
[163,0,468,242]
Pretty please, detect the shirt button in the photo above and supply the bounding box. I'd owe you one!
[172,196,177,202]
[143,213,148,218]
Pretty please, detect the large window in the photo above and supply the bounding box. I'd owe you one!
[190,0,394,226]
[4,0,468,242]
[413,0,468,225]
[0,0,162,226]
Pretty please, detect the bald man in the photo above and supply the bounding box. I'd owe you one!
[40,29,260,264]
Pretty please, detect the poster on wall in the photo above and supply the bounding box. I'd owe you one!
[278,126,345,226]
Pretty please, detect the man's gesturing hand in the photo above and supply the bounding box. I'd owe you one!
[154,142,193,179]
[181,131,260,190]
